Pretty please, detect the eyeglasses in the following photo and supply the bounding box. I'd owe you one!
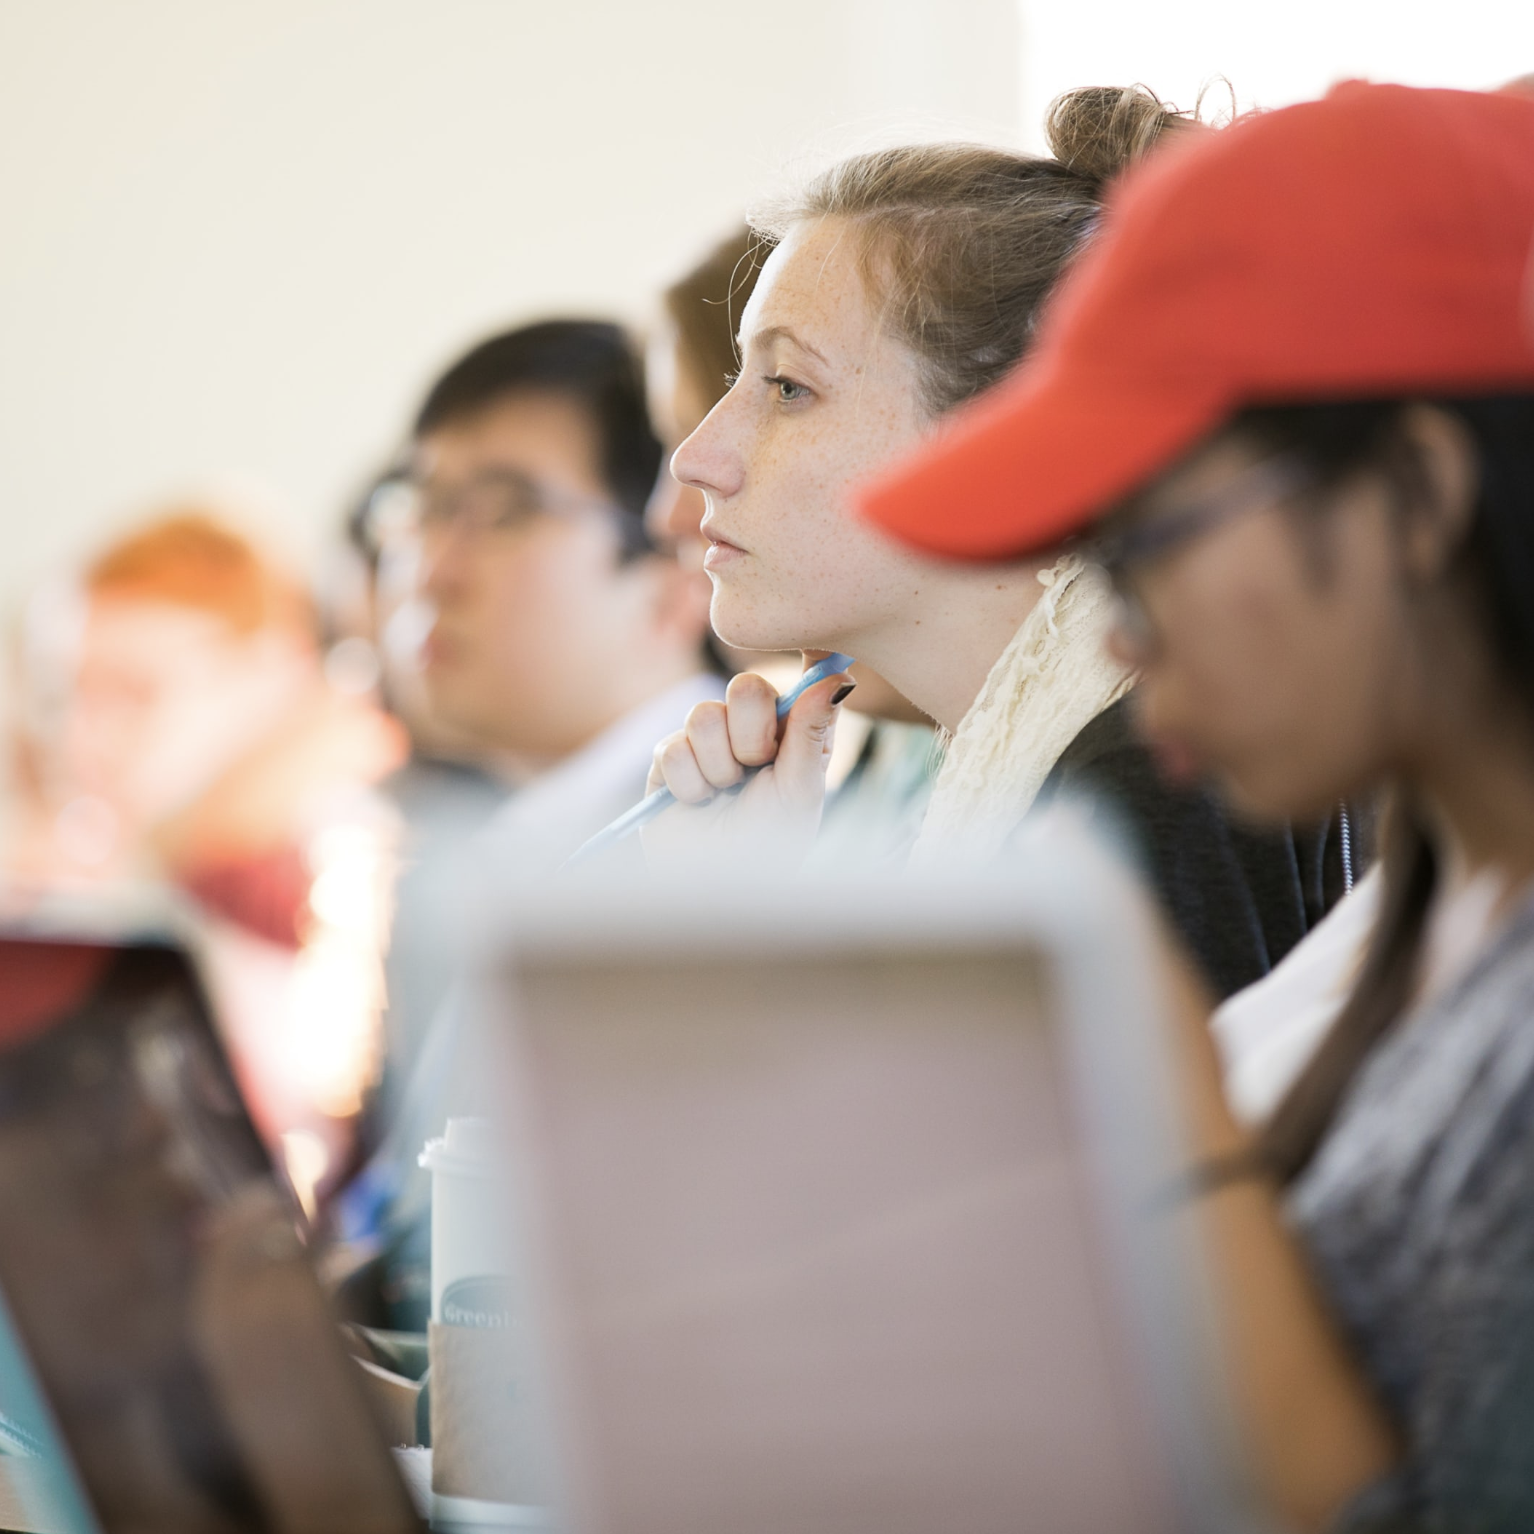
[1091,450,1317,651]
[364,469,628,550]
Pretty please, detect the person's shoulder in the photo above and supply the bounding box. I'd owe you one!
[384,755,509,824]
[1045,694,1166,801]
[1442,898,1534,1049]
[1038,695,1231,875]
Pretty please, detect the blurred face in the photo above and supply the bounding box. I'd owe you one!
[644,323,714,565]
[671,218,936,654]
[67,600,307,831]
[1104,431,1416,822]
[415,392,661,758]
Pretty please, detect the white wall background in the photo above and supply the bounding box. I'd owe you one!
[0,0,1530,613]
[1017,0,1534,146]
[0,0,1019,608]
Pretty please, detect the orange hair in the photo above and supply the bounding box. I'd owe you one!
[85,511,316,640]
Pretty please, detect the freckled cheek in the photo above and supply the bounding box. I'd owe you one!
[738,435,855,567]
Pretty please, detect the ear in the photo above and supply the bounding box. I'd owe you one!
[1395,403,1480,584]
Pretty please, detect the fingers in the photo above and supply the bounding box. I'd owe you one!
[644,666,851,810]
[647,727,714,804]
[645,682,775,804]
[685,699,746,789]
[772,669,856,808]
[722,672,780,765]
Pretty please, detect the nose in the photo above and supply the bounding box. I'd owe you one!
[418,521,471,603]
[671,394,743,503]
[645,464,708,546]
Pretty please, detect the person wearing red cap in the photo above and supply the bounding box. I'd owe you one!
[645,86,1358,1002]
[863,79,1534,1534]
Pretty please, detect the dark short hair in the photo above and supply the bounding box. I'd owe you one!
[414,319,662,548]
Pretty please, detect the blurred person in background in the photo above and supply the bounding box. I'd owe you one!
[645,226,763,662]
[861,81,1534,1532]
[323,476,509,1158]
[395,318,714,813]
[649,228,937,864]
[1205,68,1534,1130]
[328,466,512,770]
[647,88,1359,1002]
[7,511,406,1212]
[334,319,720,1326]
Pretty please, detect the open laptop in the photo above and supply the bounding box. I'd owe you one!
[482,823,1273,1534]
[0,918,423,1534]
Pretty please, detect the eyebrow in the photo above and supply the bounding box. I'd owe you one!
[744,324,830,367]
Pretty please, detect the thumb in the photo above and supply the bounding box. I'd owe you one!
[771,671,855,808]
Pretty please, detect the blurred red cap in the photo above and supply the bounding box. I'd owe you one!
[858,82,1534,560]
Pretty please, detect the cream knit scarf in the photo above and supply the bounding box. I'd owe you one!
[909,553,1133,866]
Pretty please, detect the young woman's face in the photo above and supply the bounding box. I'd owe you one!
[1108,431,1417,823]
[671,218,936,654]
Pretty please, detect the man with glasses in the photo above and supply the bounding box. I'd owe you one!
[337,322,722,1328]
[369,318,717,798]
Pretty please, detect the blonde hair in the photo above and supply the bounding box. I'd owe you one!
[752,86,1196,414]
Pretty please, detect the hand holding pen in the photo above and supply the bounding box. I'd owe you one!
[565,653,855,871]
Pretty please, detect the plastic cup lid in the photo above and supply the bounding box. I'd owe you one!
[418,1116,499,1178]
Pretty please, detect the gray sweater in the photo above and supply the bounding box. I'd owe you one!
[1289,896,1534,1532]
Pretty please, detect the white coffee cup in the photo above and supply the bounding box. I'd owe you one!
[419,1119,551,1532]
[420,1117,513,1324]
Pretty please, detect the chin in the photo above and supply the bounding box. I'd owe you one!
[708,592,811,656]
[422,676,484,742]
[1216,765,1344,829]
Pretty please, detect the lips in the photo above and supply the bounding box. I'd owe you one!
[700,518,748,571]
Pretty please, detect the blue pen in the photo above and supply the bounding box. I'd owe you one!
[562,653,856,869]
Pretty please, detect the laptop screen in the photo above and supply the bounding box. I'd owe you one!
[0,935,420,1534]
[506,939,1187,1534]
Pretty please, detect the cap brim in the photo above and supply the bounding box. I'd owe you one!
[856,362,1232,561]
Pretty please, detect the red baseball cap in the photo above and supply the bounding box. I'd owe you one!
[858,82,1534,560]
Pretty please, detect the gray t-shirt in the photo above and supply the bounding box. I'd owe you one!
[1289,896,1534,1531]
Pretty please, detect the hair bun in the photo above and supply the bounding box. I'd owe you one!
[1045,84,1195,184]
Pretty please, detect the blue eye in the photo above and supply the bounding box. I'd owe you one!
[766,374,809,404]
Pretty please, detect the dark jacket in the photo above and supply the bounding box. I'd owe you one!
[1037,695,1360,1001]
